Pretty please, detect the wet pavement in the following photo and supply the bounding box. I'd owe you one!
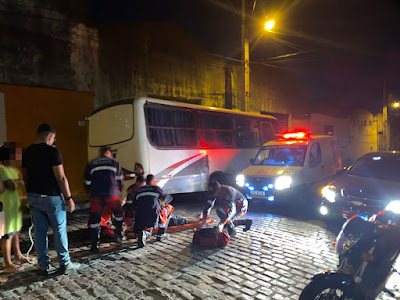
[0,197,399,299]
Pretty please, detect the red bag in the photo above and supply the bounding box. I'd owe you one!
[192,228,230,248]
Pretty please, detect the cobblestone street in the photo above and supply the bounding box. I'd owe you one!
[0,199,399,299]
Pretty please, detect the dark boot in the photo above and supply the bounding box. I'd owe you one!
[90,228,100,253]
[138,230,151,248]
[113,223,123,246]
[224,222,236,238]
[157,227,169,242]
[233,219,252,232]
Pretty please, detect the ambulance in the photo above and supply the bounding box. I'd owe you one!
[235,131,343,204]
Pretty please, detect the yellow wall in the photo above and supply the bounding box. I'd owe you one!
[1,84,93,195]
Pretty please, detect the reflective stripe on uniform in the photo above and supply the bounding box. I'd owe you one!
[207,199,214,204]
[114,216,123,221]
[126,200,133,204]
[90,166,117,175]
[90,223,100,229]
[84,180,92,185]
[136,192,160,200]
[115,176,123,180]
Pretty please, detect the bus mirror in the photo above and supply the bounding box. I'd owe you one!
[250,158,254,164]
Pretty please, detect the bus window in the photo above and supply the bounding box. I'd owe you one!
[149,128,174,146]
[173,110,194,127]
[89,104,133,146]
[260,122,274,144]
[173,109,196,146]
[198,112,233,148]
[147,105,196,147]
[147,106,173,127]
[175,129,196,146]
[198,130,216,147]
[235,117,260,147]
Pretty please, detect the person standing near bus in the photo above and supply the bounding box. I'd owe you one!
[84,146,124,253]
[202,181,252,237]
[23,123,80,275]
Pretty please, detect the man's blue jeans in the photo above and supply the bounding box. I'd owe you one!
[27,193,70,270]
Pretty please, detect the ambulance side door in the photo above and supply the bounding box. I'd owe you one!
[302,140,324,184]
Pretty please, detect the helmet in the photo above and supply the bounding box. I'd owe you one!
[341,215,372,236]
[336,215,372,255]
[369,210,400,226]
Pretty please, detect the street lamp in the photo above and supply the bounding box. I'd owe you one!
[264,20,275,32]
[241,2,275,112]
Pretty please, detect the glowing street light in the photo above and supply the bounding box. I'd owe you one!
[264,20,275,32]
[393,102,400,108]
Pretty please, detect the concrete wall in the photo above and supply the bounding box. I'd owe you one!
[290,109,381,166]
[0,0,309,115]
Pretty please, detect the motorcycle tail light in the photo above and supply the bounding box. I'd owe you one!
[362,252,374,261]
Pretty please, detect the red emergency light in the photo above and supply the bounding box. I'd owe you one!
[278,130,311,140]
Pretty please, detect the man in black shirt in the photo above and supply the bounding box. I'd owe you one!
[23,123,80,275]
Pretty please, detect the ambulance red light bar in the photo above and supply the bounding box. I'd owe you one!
[279,130,311,140]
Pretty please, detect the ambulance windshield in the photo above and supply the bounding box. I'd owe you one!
[253,145,307,166]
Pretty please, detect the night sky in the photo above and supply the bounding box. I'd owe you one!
[91,0,400,113]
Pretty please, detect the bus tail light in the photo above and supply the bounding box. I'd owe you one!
[134,162,144,175]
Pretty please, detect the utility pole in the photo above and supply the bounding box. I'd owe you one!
[241,0,250,112]
[383,80,390,150]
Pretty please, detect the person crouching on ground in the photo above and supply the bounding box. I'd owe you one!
[84,146,124,253]
[146,174,173,242]
[133,174,166,247]
[123,174,146,234]
[202,181,252,237]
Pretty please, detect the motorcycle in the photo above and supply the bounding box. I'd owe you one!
[299,210,400,300]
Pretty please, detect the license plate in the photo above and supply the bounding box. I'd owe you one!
[250,190,265,196]
[357,213,369,221]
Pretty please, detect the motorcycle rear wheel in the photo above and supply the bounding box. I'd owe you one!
[299,281,354,300]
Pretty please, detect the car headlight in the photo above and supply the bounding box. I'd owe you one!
[385,200,400,214]
[322,185,336,203]
[275,176,292,190]
[236,174,245,187]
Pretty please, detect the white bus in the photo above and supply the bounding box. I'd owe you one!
[87,97,281,194]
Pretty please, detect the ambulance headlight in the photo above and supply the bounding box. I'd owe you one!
[236,174,245,187]
[385,201,400,214]
[322,185,336,203]
[320,205,328,216]
[275,176,292,190]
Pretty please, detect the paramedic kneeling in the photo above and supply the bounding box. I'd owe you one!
[133,175,166,247]
[202,181,252,237]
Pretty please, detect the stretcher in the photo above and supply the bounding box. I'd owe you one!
[126,219,214,237]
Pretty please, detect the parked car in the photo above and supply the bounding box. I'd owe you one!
[235,131,342,205]
[319,151,400,220]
